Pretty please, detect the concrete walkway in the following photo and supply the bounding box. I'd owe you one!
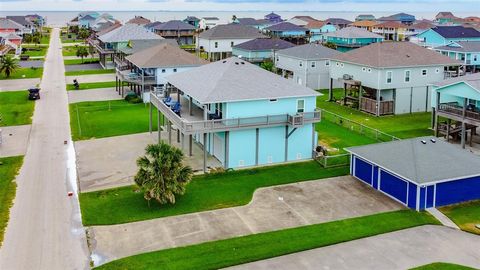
[68,87,122,103]
[0,78,41,92]
[0,125,31,157]
[66,73,115,84]
[228,225,480,270]
[0,28,90,270]
[427,208,460,230]
[90,176,402,266]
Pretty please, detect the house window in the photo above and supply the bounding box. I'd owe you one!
[173,68,177,72]
[405,70,410,82]
[311,61,316,68]
[340,63,344,67]
[436,68,440,73]
[325,60,330,66]
[299,61,303,67]
[422,69,427,76]
[386,71,392,84]
[296,99,305,113]
[214,42,218,48]
[474,55,478,61]
[161,69,166,73]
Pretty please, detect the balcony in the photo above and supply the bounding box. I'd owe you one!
[150,92,321,135]
[360,97,394,116]
[87,38,115,54]
[116,69,156,85]
[438,103,480,124]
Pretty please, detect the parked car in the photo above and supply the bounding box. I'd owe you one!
[28,87,40,100]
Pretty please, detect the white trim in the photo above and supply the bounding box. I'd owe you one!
[433,184,437,208]
[416,185,420,211]
[406,181,410,206]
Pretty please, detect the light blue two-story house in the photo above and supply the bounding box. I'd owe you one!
[307,21,337,43]
[430,72,480,149]
[435,41,480,72]
[416,26,480,48]
[232,38,295,64]
[149,57,321,171]
[323,27,384,52]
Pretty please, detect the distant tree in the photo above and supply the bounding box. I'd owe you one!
[31,35,40,47]
[77,28,90,40]
[134,143,193,206]
[23,34,33,44]
[323,42,337,50]
[0,55,20,78]
[260,61,274,72]
[76,46,89,63]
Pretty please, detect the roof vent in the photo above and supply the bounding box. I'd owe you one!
[430,138,436,143]
[421,140,427,144]
[222,60,227,63]
[241,62,245,64]
[235,62,239,65]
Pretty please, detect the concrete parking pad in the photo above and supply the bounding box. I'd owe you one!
[65,63,103,71]
[228,225,480,270]
[89,176,402,265]
[0,78,41,92]
[75,132,221,192]
[68,88,122,103]
[19,60,45,68]
[0,125,31,157]
[66,74,115,84]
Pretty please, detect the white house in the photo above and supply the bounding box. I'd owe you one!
[198,24,265,61]
[329,42,461,116]
[275,43,341,89]
[199,17,220,30]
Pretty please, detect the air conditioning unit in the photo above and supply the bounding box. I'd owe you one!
[343,74,353,80]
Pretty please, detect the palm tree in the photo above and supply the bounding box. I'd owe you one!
[135,143,193,206]
[76,46,89,63]
[0,55,20,78]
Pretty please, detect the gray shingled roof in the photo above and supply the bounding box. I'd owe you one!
[233,38,295,51]
[126,43,208,68]
[277,43,340,60]
[165,57,320,104]
[199,24,265,40]
[435,41,480,52]
[98,24,161,43]
[324,27,384,39]
[431,72,480,92]
[265,22,307,32]
[331,42,462,68]
[0,18,24,30]
[153,20,195,31]
[346,137,480,185]
[6,16,34,27]
[118,39,178,55]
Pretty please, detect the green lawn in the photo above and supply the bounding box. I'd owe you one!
[65,69,114,76]
[317,89,433,139]
[411,262,477,270]
[94,210,439,270]
[69,100,159,141]
[439,200,480,235]
[316,120,377,154]
[80,162,348,225]
[22,46,48,57]
[62,46,88,56]
[66,81,116,91]
[64,58,99,65]
[0,91,36,126]
[41,35,50,44]
[0,156,24,247]
[0,67,43,80]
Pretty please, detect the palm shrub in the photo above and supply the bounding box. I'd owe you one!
[0,55,20,78]
[76,47,89,63]
[135,143,193,206]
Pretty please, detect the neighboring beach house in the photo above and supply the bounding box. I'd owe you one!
[355,14,376,22]
[323,27,384,52]
[197,24,265,61]
[306,21,337,43]
[416,26,480,48]
[126,16,151,25]
[264,22,309,44]
[349,20,378,32]
[199,17,219,30]
[232,38,295,64]
[324,18,353,29]
[287,16,318,27]
[264,12,283,24]
[430,73,480,149]
[148,57,321,171]
[151,20,196,45]
[6,16,36,34]
[275,43,341,89]
[377,13,416,25]
[372,21,413,41]
[183,16,200,29]
[435,41,480,72]
[115,43,207,100]
[329,42,461,116]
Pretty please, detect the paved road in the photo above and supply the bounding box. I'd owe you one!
[0,28,90,270]
[228,225,480,270]
[68,87,122,103]
[90,176,402,266]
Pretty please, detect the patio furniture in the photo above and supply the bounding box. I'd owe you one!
[171,102,181,116]
[163,96,172,105]
[208,113,222,120]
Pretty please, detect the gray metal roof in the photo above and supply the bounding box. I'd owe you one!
[435,41,480,52]
[0,18,24,30]
[126,43,208,68]
[165,57,320,104]
[98,23,161,43]
[324,27,384,39]
[346,137,480,185]
[118,39,178,55]
[277,43,340,60]
[431,72,480,92]
[153,20,195,31]
[199,24,265,40]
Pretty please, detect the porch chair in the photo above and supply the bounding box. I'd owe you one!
[172,102,182,116]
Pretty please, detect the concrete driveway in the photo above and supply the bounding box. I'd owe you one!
[228,225,480,270]
[75,132,222,192]
[68,88,122,103]
[65,63,103,71]
[0,78,41,92]
[66,74,115,84]
[90,176,402,266]
[0,125,31,157]
[19,60,45,68]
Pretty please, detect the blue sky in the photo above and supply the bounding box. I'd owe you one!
[0,0,479,12]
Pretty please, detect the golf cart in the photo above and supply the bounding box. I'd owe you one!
[28,87,40,100]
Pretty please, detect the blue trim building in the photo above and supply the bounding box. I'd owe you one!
[232,38,295,64]
[416,26,480,48]
[323,27,384,52]
[265,22,309,44]
[435,41,480,72]
[347,138,480,210]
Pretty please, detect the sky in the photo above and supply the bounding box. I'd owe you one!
[1,0,480,12]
